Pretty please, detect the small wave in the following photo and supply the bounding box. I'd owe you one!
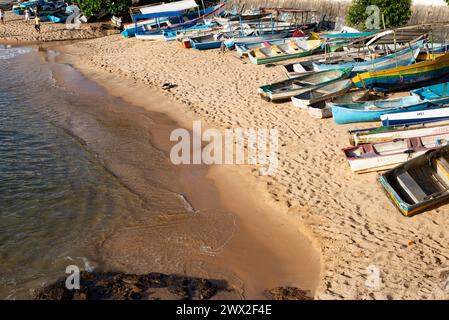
[0,46,33,60]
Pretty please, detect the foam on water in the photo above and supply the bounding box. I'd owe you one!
[0,45,33,60]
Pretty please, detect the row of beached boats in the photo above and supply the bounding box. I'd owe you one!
[123,2,449,216]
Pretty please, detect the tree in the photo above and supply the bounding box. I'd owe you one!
[73,0,131,17]
[346,0,412,30]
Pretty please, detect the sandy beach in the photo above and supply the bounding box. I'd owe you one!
[0,11,116,42]
[56,34,449,300]
[2,8,449,299]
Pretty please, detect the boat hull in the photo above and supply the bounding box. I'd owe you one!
[353,52,449,92]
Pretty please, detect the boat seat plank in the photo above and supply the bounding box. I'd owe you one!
[434,156,449,187]
[397,171,428,204]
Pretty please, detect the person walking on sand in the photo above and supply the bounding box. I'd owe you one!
[0,9,5,25]
[24,9,31,23]
[34,15,41,33]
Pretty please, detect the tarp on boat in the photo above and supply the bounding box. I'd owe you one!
[138,0,198,15]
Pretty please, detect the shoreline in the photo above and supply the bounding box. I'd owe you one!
[51,35,449,300]
[43,44,322,299]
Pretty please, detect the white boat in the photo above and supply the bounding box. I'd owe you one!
[342,133,449,174]
[290,79,353,118]
[348,120,449,146]
[381,107,449,127]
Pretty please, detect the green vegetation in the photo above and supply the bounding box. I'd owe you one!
[346,0,412,30]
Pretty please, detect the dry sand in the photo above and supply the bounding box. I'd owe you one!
[55,34,449,300]
[0,11,116,42]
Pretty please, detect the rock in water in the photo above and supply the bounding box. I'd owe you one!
[264,287,313,300]
[34,271,230,300]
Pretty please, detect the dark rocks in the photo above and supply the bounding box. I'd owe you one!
[34,271,230,300]
[264,287,314,300]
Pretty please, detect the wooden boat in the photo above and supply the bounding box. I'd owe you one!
[258,68,353,102]
[327,89,370,106]
[343,133,449,174]
[248,40,323,65]
[235,37,307,57]
[291,79,353,118]
[381,107,449,127]
[417,43,449,61]
[348,120,449,146]
[353,52,449,92]
[126,2,226,38]
[190,34,224,50]
[312,41,422,73]
[224,30,294,49]
[379,145,449,216]
[331,82,449,124]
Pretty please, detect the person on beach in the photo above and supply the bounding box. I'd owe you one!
[34,15,41,33]
[24,9,31,23]
[0,9,5,25]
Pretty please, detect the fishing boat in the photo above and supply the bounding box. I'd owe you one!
[248,39,323,65]
[190,33,224,50]
[163,23,218,41]
[312,41,422,74]
[258,68,353,102]
[417,43,449,61]
[235,37,307,57]
[331,82,449,124]
[327,89,370,105]
[381,107,449,127]
[379,145,449,216]
[124,1,226,38]
[343,133,449,174]
[348,120,449,146]
[291,79,353,118]
[353,52,449,91]
[224,30,294,49]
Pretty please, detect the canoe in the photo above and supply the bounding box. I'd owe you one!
[258,68,353,102]
[312,41,422,73]
[235,37,307,57]
[348,120,449,146]
[343,132,449,174]
[248,40,323,65]
[190,34,224,50]
[163,23,218,41]
[331,82,449,124]
[381,107,449,127]
[379,145,449,216]
[291,79,353,118]
[327,89,370,106]
[417,43,449,61]
[125,3,226,38]
[225,31,293,49]
[353,52,449,92]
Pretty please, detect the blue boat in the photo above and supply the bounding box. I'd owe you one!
[163,23,217,41]
[122,3,225,38]
[312,41,422,74]
[331,82,449,124]
[190,34,224,50]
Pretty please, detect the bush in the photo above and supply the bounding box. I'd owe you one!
[73,0,130,17]
[346,0,412,30]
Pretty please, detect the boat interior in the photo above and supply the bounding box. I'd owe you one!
[385,151,449,205]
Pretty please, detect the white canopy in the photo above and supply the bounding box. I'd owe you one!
[139,0,199,14]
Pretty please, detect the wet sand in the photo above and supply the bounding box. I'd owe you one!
[51,35,449,300]
[27,46,321,299]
